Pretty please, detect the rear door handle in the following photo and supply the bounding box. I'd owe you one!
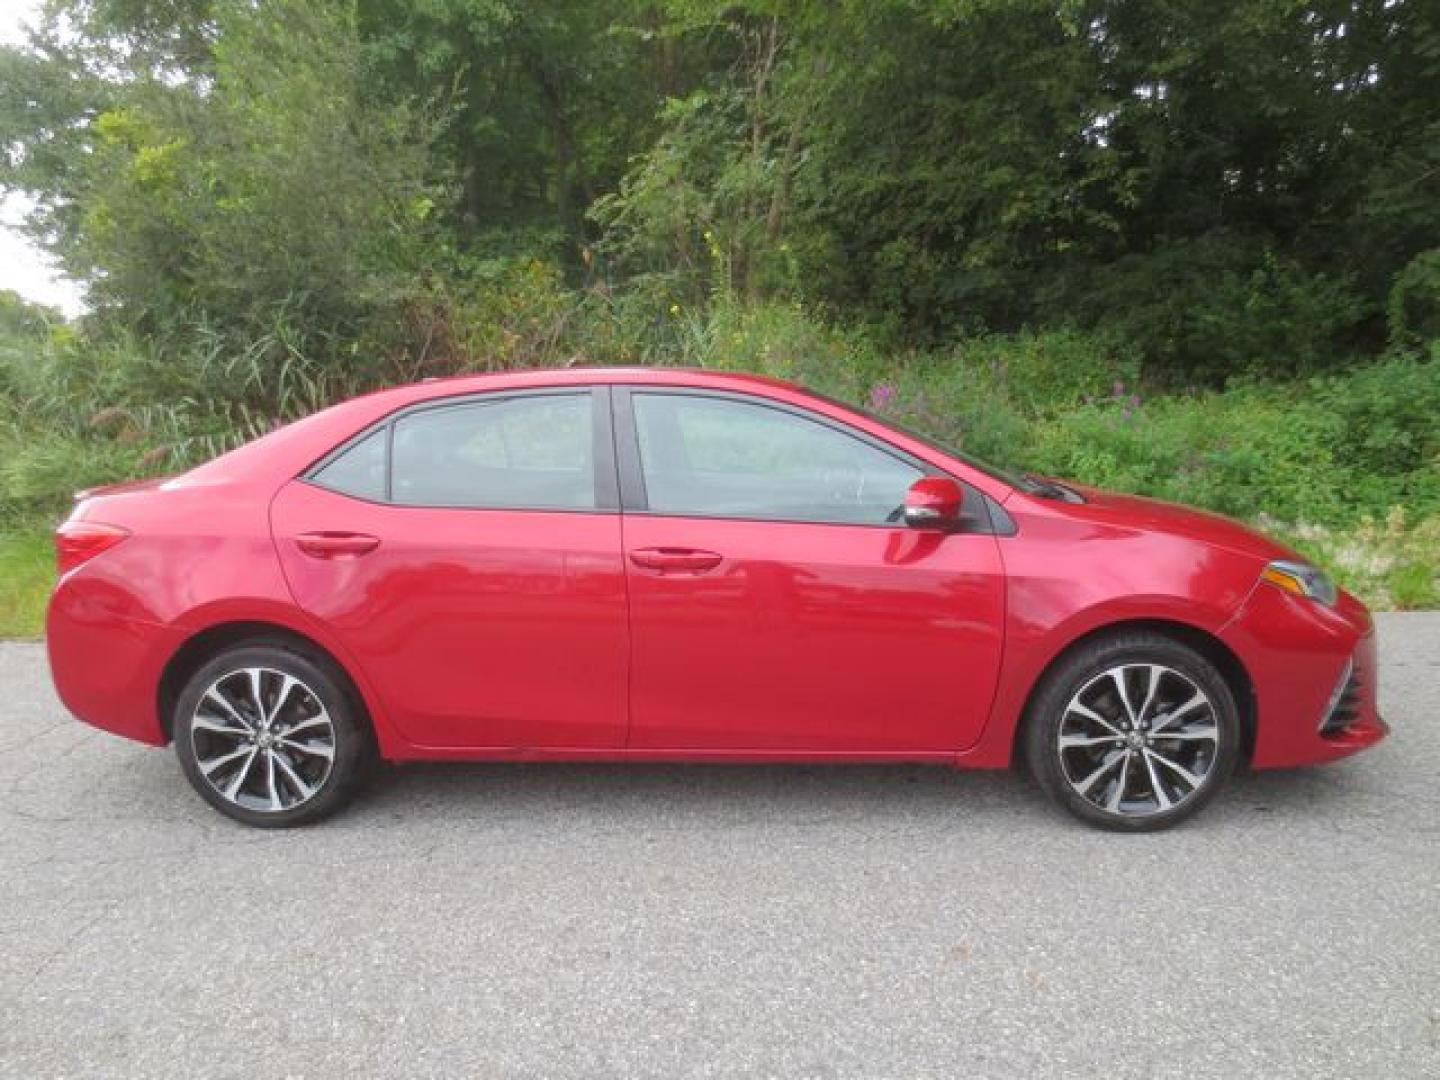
[628,547,724,573]
[295,532,381,559]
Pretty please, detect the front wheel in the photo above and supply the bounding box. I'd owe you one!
[1025,633,1241,831]
[173,644,372,827]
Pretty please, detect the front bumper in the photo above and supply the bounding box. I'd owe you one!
[1220,582,1388,769]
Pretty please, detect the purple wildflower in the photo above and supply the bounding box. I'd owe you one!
[869,382,898,411]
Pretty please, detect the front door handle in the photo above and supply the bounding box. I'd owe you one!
[628,547,724,573]
[295,531,381,559]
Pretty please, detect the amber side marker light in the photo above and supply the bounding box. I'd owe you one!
[1260,559,1338,606]
[55,521,131,576]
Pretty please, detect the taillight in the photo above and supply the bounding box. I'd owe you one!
[55,521,130,576]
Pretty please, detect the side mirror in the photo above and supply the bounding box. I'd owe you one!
[902,476,964,530]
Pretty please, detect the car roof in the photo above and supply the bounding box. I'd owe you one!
[391,366,801,400]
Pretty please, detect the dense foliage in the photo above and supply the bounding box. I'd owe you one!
[6,0,1439,370]
[1,0,1437,618]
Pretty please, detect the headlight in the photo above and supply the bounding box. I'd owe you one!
[1261,559,1338,606]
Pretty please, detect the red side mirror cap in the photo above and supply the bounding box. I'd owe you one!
[903,476,964,529]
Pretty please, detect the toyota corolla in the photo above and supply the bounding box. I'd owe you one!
[46,368,1386,829]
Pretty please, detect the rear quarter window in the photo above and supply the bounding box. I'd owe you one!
[310,428,387,501]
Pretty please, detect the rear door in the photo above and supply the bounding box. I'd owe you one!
[270,387,629,751]
[614,387,1007,754]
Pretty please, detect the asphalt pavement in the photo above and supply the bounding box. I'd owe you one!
[1,615,1437,1079]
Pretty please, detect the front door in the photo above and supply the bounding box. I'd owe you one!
[615,389,1006,753]
[271,388,628,751]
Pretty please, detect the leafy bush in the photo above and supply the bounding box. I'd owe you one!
[1026,351,1440,526]
[0,431,148,514]
[1388,249,1440,347]
[1311,345,1440,479]
[0,306,368,516]
[681,300,887,391]
[947,330,1141,416]
[1053,239,1365,382]
[857,358,1032,467]
[1027,387,1349,522]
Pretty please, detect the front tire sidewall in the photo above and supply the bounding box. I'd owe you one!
[1025,635,1241,832]
[173,645,369,828]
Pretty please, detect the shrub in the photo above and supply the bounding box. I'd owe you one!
[1026,351,1439,526]
[0,431,151,515]
[1388,249,1440,347]
[1310,348,1440,480]
[860,359,1032,467]
[687,300,887,390]
[948,329,1141,416]
[1053,238,1365,382]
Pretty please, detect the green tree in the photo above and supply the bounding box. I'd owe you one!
[3,1,445,360]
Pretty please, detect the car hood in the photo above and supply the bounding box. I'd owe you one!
[1049,482,1298,563]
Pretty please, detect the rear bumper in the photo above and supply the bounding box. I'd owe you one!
[46,575,180,747]
[1220,584,1387,769]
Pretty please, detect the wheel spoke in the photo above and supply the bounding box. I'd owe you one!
[283,713,330,738]
[199,743,253,776]
[280,738,333,761]
[1059,732,1123,750]
[246,668,267,722]
[1151,691,1209,735]
[1075,751,1124,796]
[223,748,259,799]
[1142,750,1173,810]
[264,750,282,811]
[202,690,253,733]
[1145,747,1204,790]
[273,752,315,802]
[192,714,252,739]
[1154,725,1219,743]
[1067,701,1124,737]
[1105,752,1132,811]
[267,675,301,726]
[1137,665,1163,726]
[1110,669,1138,725]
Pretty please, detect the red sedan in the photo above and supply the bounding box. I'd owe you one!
[46,368,1386,830]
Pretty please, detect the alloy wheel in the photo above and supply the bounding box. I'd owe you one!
[189,667,337,814]
[1057,663,1221,819]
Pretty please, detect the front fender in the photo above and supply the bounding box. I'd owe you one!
[958,510,1263,768]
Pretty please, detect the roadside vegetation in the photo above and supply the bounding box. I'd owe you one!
[1,0,1437,635]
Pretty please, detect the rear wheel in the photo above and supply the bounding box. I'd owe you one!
[172,644,371,827]
[1025,632,1240,831]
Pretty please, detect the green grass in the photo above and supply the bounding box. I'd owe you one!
[0,525,54,638]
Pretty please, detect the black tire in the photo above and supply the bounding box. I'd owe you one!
[1024,632,1240,832]
[172,642,373,827]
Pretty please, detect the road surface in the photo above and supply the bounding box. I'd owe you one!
[2,615,1437,1078]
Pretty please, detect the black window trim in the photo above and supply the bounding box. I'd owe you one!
[610,385,1006,534]
[301,385,621,514]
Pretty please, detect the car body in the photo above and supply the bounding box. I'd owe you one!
[46,367,1387,828]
